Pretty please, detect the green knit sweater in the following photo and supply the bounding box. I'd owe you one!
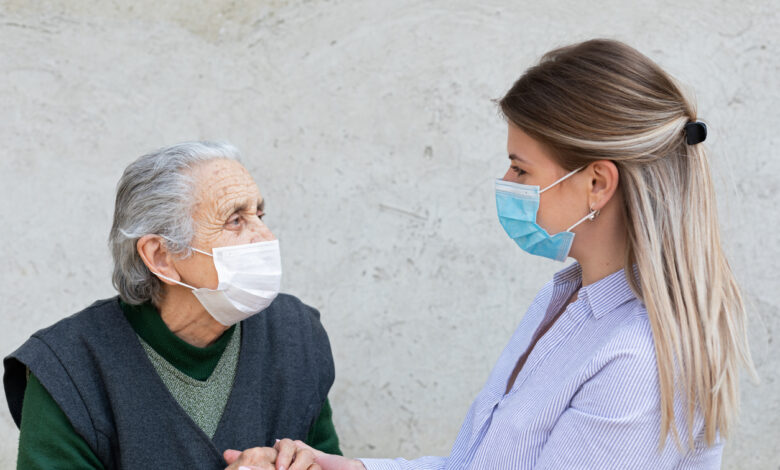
[16,301,342,469]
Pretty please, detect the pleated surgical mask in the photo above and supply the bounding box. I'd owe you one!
[495,167,597,262]
[153,238,282,326]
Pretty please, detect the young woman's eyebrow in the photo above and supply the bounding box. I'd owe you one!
[509,154,531,165]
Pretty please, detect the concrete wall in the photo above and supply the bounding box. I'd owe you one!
[1,0,777,467]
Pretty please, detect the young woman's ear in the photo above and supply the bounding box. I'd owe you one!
[587,160,619,211]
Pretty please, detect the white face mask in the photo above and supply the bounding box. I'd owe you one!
[153,239,282,326]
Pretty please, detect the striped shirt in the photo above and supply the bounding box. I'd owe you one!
[360,263,722,469]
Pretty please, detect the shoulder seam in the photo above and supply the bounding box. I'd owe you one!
[29,335,103,450]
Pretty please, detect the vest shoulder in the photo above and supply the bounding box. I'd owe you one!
[255,293,322,324]
[244,293,334,377]
[31,296,125,345]
[3,297,125,441]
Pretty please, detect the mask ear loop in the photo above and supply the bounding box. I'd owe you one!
[151,271,197,290]
[151,234,213,289]
[189,247,213,257]
[566,204,600,232]
[540,166,586,194]
[158,234,213,257]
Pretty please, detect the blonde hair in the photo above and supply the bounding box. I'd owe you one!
[499,39,756,448]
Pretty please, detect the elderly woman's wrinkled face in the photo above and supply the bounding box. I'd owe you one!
[173,159,274,290]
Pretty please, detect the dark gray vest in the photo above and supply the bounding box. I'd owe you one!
[4,294,335,469]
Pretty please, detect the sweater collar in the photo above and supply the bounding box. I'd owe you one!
[119,300,236,381]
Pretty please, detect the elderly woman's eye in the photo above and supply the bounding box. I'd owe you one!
[227,215,241,226]
[257,212,265,221]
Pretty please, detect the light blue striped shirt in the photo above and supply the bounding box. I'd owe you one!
[361,263,722,469]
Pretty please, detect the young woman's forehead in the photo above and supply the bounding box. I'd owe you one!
[507,125,556,167]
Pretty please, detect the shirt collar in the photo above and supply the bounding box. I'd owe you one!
[580,266,639,319]
[553,262,639,319]
[552,262,583,286]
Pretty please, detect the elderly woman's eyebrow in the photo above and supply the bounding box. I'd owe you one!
[228,199,264,215]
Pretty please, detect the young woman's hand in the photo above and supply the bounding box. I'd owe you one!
[274,439,366,470]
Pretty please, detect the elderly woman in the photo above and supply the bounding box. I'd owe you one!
[3,142,338,469]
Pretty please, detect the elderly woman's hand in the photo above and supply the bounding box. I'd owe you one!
[274,440,366,470]
[223,443,321,470]
[223,447,283,470]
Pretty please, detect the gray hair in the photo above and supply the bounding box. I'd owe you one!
[110,141,241,305]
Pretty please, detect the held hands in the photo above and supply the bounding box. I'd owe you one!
[224,447,287,470]
[223,442,317,470]
[224,439,366,470]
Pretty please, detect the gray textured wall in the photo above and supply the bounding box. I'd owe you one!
[1,0,778,468]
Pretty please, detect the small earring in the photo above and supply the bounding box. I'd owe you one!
[590,204,600,219]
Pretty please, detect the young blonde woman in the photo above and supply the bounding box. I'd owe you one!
[225,39,755,470]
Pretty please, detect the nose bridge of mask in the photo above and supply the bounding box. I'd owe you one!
[211,240,281,286]
[211,239,280,267]
[154,236,280,286]
[159,234,281,291]
[495,181,540,223]
[495,179,540,198]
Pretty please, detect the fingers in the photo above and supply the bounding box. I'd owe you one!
[226,462,274,470]
[244,447,278,463]
[224,449,243,464]
[274,438,297,470]
[293,440,311,452]
[224,447,278,470]
[288,447,315,470]
[274,439,315,470]
[287,441,366,470]
[292,440,322,459]
[227,463,273,470]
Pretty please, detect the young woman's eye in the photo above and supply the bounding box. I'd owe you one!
[512,166,527,176]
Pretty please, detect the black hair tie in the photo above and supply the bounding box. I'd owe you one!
[684,121,707,145]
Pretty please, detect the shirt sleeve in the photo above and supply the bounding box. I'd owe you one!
[359,456,448,470]
[532,317,669,469]
[16,373,105,470]
[305,398,343,455]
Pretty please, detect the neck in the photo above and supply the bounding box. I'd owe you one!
[157,286,229,347]
[571,202,628,286]
[576,249,625,286]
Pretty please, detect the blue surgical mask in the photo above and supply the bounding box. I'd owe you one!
[495,167,597,262]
